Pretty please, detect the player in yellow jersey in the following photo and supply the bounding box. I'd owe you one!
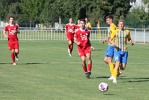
[109,20,134,83]
[103,15,117,80]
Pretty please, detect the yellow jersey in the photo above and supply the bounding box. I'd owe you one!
[109,23,117,45]
[111,29,132,52]
[86,22,92,30]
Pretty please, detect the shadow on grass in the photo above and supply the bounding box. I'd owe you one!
[0,62,48,65]
[119,77,149,83]
[0,62,12,64]
[96,76,109,79]
[25,62,48,65]
[104,94,114,95]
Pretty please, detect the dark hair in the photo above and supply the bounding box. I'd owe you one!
[106,15,113,19]
[9,16,14,20]
[80,19,86,23]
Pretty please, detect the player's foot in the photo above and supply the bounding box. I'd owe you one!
[15,55,19,61]
[13,63,16,66]
[108,76,114,80]
[113,77,117,83]
[86,72,91,79]
[117,71,122,77]
[67,49,72,57]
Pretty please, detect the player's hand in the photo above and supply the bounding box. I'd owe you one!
[112,43,117,46]
[131,42,134,46]
[102,39,106,44]
[91,46,95,51]
[4,34,7,38]
[77,42,80,46]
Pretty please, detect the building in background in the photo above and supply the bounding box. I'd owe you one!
[130,0,149,12]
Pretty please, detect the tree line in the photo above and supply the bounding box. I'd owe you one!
[0,0,148,28]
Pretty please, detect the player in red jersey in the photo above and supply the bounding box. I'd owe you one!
[74,19,92,78]
[65,18,76,56]
[3,16,20,65]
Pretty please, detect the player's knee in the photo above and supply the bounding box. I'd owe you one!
[104,58,108,64]
[68,41,72,45]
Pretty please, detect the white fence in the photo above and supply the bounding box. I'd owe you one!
[0,28,149,43]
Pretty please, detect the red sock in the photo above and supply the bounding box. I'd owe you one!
[88,64,92,72]
[83,66,87,73]
[68,44,71,49]
[11,53,15,63]
[68,44,73,53]
[15,52,18,57]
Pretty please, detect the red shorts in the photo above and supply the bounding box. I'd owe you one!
[78,46,91,57]
[66,33,74,42]
[8,41,19,50]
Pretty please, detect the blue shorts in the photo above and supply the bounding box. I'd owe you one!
[114,50,128,64]
[105,45,115,58]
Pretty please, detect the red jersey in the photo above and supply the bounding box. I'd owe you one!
[74,28,91,48]
[75,25,80,32]
[65,23,76,37]
[4,24,19,41]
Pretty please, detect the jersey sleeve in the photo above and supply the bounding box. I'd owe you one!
[74,33,77,40]
[110,24,117,31]
[65,24,68,33]
[87,22,92,29]
[110,30,116,40]
[126,30,131,41]
[4,26,8,31]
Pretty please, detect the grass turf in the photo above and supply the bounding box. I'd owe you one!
[0,40,149,100]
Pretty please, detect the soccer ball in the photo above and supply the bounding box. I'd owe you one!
[98,82,108,92]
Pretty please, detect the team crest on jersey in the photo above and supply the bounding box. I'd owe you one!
[115,56,118,61]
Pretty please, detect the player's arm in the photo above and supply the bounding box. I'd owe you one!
[3,30,7,38]
[104,24,117,44]
[127,31,134,46]
[3,27,8,38]
[102,36,110,44]
[16,25,20,34]
[65,25,68,33]
[109,30,117,46]
[74,34,80,46]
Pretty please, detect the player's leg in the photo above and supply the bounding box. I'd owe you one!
[120,52,128,73]
[14,41,19,60]
[8,41,16,65]
[80,56,88,78]
[11,49,16,65]
[104,56,108,64]
[86,53,92,78]
[67,40,73,56]
[70,39,74,54]
[106,46,115,79]
[78,47,88,78]
[84,46,92,78]
[111,51,121,83]
[15,49,19,60]
[112,61,120,83]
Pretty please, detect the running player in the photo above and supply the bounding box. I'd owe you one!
[65,18,76,56]
[109,20,134,83]
[3,16,20,65]
[74,19,92,78]
[103,15,117,79]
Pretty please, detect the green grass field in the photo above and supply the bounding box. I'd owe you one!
[0,40,149,100]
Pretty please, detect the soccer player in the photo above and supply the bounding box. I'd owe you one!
[103,15,117,80]
[85,17,92,30]
[3,16,20,65]
[74,19,92,78]
[65,18,76,56]
[109,20,134,83]
[85,17,95,50]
